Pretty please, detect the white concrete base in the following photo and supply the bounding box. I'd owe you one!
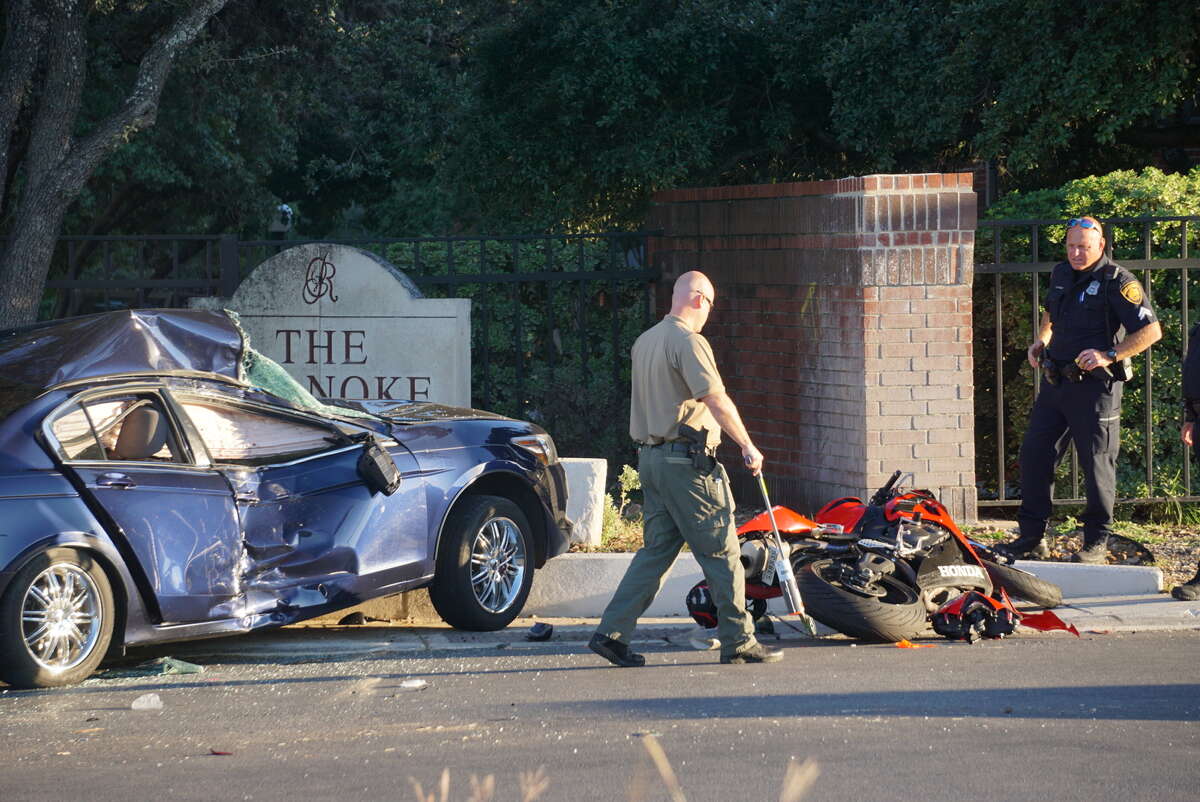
[526,552,802,619]
[523,553,1165,618]
[526,553,699,618]
[1012,560,1162,596]
[560,457,607,547]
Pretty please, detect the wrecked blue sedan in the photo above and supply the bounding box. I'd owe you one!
[0,309,570,687]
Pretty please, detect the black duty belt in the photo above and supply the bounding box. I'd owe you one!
[638,439,716,455]
[1041,358,1108,385]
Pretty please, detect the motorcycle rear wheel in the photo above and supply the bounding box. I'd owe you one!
[980,559,1062,608]
[796,558,927,642]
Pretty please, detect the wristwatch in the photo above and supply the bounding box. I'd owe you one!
[1105,348,1118,361]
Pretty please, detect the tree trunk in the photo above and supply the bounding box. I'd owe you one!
[0,0,231,328]
[0,0,49,215]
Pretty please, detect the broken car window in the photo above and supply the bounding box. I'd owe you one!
[48,395,183,463]
[179,400,335,465]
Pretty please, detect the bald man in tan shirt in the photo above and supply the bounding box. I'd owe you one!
[588,271,783,666]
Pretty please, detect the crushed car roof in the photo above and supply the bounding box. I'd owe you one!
[0,309,244,419]
[0,308,244,388]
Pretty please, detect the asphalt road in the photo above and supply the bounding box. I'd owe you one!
[2,630,1197,801]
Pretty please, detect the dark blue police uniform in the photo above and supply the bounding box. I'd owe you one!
[1176,322,1200,598]
[1015,254,1156,552]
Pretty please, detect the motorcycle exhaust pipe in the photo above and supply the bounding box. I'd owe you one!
[740,538,771,578]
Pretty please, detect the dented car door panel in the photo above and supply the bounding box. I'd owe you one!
[72,463,242,623]
[223,443,427,600]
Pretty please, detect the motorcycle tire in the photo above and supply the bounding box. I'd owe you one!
[981,559,1062,608]
[795,558,928,643]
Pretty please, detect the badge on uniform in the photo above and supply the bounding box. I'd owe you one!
[1120,281,1144,304]
[1086,280,1100,295]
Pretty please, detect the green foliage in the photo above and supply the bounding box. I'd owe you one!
[616,464,642,510]
[591,463,645,553]
[815,1,1200,187]
[58,1,327,240]
[597,490,644,552]
[11,0,1195,245]
[380,235,650,476]
[975,167,1200,502]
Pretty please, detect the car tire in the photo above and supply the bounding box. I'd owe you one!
[0,547,115,688]
[431,495,533,631]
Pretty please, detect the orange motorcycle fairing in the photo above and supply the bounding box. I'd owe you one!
[736,505,820,536]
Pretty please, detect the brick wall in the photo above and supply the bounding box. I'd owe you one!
[646,174,978,521]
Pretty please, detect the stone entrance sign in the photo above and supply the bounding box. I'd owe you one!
[193,243,470,406]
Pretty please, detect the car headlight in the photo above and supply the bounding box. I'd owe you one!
[510,433,558,466]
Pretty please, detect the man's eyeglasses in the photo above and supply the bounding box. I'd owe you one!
[694,290,714,306]
[1067,218,1101,231]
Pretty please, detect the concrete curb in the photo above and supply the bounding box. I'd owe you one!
[523,553,1163,619]
[145,595,1200,665]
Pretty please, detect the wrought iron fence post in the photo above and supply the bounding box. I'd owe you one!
[219,234,240,298]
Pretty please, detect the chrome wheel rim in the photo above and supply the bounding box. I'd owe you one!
[21,562,103,672]
[469,516,527,614]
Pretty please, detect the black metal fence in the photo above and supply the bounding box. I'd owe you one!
[41,232,661,473]
[975,216,1200,508]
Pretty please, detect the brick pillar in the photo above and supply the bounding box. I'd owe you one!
[646,174,978,522]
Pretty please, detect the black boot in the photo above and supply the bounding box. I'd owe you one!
[1071,538,1109,564]
[720,642,784,664]
[1170,562,1200,601]
[993,535,1049,561]
[588,633,645,667]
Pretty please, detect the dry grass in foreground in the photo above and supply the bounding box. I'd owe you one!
[408,736,819,801]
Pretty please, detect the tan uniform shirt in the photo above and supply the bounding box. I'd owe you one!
[629,314,724,449]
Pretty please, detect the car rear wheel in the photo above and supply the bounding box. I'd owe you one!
[0,548,115,688]
[431,495,533,631]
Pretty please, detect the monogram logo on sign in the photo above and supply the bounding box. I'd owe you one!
[302,255,338,304]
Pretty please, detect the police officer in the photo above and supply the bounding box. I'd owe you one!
[588,270,783,666]
[997,217,1162,563]
[1173,321,1200,600]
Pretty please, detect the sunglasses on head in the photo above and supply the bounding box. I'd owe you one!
[1067,218,1101,231]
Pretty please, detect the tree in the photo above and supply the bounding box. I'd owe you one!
[275,1,516,237]
[784,0,1200,188]
[0,0,230,328]
[410,0,1199,232]
[444,0,837,231]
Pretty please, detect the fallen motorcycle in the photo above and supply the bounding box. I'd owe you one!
[687,470,1071,643]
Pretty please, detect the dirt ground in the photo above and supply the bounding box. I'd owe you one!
[966,517,1200,590]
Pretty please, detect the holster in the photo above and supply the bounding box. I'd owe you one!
[1110,357,1132,382]
[676,423,717,475]
[1040,358,1091,385]
[1039,358,1060,386]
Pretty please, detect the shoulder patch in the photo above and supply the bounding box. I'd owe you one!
[1120,281,1143,304]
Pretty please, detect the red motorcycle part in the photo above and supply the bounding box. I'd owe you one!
[813,497,866,533]
[737,505,820,536]
[932,590,1018,641]
[815,488,993,574]
[686,581,770,628]
[744,582,782,600]
[1017,609,1080,637]
[686,581,718,628]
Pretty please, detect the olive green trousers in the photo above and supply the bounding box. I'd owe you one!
[596,442,756,656]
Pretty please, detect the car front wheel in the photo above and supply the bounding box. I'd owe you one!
[0,547,115,688]
[431,495,533,631]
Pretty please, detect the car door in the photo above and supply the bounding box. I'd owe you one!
[46,389,243,624]
[172,395,428,612]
